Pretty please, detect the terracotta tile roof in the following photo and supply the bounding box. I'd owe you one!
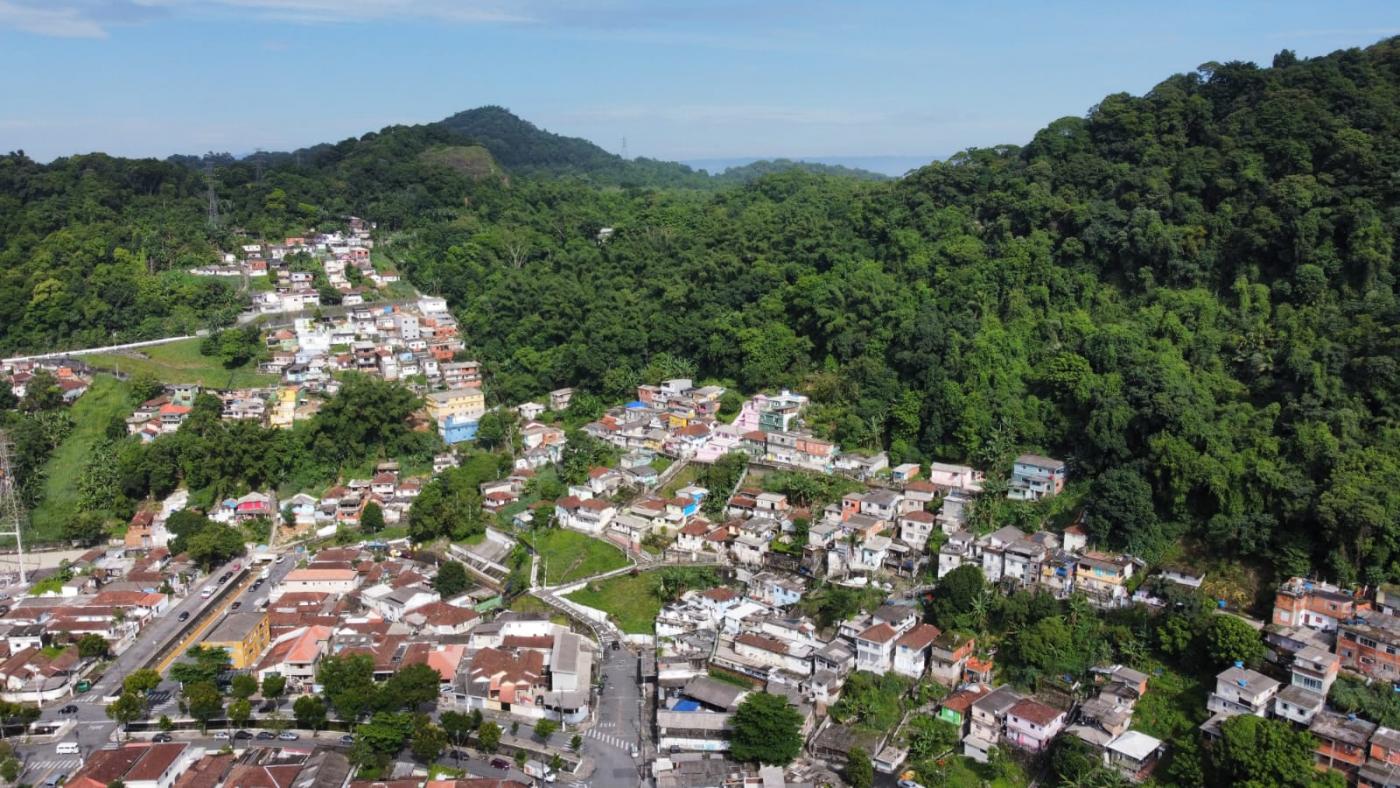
[700,587,738,603]
[735,632,790,655]
[896,623,941,650]
[1009,698,1064,726]
[857,623,899,644]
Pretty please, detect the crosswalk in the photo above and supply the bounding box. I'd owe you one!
[26,757,81,778]
[583,727,632,750]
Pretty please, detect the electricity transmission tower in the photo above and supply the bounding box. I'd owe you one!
[0,432,28,585]
[205,160,221,228]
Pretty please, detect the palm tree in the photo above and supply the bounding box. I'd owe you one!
[969,589,991,635]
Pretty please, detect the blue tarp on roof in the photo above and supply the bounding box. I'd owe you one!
[625,401,646,409]
[672,700,701,712]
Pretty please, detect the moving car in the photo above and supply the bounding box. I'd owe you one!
[256,731,277,740]
[58,705,77,715]
[213,731,229,740]
[178,611,190,622]
[490,758,511,770]
[339,734,354,745]
[234,730,253,739]
[153,733,173,742]
[277,731,299,741]
[230,601,242,611]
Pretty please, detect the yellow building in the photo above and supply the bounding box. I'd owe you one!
[203,611,271,669]
[425,386,485,423]
[270,386,299,429]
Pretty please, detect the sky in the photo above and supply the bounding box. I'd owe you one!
[1,0,1399,167]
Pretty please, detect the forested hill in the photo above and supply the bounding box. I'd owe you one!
[438,106,890,186]
[708,158,890,183]
[436,105,703,186]
[4,38,1400,583]
[398,38,1400,585]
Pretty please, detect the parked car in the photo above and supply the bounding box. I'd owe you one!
[274,555,285,563]
[277,732,299,741]
[490,758,511,770]
[258,700,276,713]
[339,734,355,745]
[177,611,190,622]
[234,730,253,740]
[256,731,277,740]
[213,731,230,740]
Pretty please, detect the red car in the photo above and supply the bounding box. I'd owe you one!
[490,758,511,770]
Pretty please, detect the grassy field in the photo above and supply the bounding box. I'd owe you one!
[566,573,660,634]
[659,463,701,498]
[565,567,717,635]
[28,375,132,542]
[507,594,571,626]
[529,528,629,586]
[87,337,277,388]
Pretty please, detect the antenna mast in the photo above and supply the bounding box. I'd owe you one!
[0,432,28,585]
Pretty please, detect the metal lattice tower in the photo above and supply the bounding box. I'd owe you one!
[205,160,221,228]
[0,432,27,585]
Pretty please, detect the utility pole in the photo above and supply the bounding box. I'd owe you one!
[0,431,29,585]
[620,137,628,160]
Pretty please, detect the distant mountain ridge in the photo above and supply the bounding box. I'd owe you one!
[432,105,891,186]
[187,106,894,188]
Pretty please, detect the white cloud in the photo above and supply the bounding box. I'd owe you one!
[0,1,108,37]
[0,0,535,36]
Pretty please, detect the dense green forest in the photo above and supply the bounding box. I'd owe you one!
[5,39,1400,586]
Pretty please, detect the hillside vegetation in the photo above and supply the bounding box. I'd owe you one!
[3,39,1400,584]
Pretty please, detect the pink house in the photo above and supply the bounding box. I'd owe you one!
[1005,698,1066,752]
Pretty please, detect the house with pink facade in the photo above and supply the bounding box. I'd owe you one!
[1005,698,1067,753]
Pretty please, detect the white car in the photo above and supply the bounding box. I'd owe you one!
[212,731,230,740]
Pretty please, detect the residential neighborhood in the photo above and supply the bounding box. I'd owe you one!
[0,289,1390,788]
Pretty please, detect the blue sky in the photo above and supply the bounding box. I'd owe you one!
[1,0,1398,165]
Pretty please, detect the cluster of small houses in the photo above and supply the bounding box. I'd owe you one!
[0,546,202,703]
[1,358,93,406]
[190,219,399,315]
[121,293,496,445]
[1193,575,1400,787]
[634,569,1166,783]
[20,534,600,787]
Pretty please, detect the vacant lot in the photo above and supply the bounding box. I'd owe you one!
[28,375,132,542]
[565,567,717,635]
[530,528,629,586]
[87,337,276,388]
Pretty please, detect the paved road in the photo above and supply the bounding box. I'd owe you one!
[1,334,199,365]
[588,646,646,786]
[18,554,296,785]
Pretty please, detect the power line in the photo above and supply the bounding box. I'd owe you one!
[0,431,29,585]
